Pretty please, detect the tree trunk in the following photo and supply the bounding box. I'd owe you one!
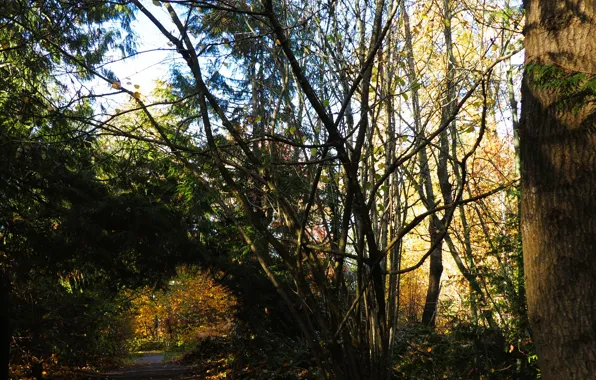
[421,221,444,326]
[421,0,456,327]
[31,362,43,380]
[401,0,441,327]
[521,0,596,378]
[1,271,10,380]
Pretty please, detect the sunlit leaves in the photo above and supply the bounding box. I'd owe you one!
[130,267,237,347]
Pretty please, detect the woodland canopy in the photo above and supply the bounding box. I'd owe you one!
[1,0,594,379]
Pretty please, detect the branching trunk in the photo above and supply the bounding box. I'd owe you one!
[416,0,457,327]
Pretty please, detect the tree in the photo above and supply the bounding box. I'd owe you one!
[93,1,520,378]
[0,2,213,376]
[521,0,596,378]
[0,124,204,377]
[130,267,237,348]
[2,0,531,378]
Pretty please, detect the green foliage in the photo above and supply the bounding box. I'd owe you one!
[9,276,135,371]
[0,41,210,372]
[526,63,596,113]
[0,133,202,369]
[393,325,539,379]
[180,332,317,379]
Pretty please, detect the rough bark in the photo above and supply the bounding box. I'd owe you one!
[421,221,444,326]
[521,0,596,378]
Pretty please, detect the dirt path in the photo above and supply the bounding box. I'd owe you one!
[132,353,165,365]
[71,353,196,379]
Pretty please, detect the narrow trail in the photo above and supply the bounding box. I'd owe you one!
[72,353,196,380]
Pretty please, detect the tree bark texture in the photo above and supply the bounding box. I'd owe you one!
[421,221,444,326]
[521,0,596,378]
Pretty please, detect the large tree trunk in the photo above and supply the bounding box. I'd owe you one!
[521,0,596,378]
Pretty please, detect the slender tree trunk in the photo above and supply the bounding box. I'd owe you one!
[521,0,596,378]
[400,0,439,327]
[0,271,10,380]
[507,51,530,380]
[444,234,500,331]
[377,24,401,375]
[421,0,456,327]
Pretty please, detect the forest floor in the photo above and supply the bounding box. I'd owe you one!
[51,335,316,379]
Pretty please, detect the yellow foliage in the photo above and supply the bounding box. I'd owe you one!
[129,267,237,346]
